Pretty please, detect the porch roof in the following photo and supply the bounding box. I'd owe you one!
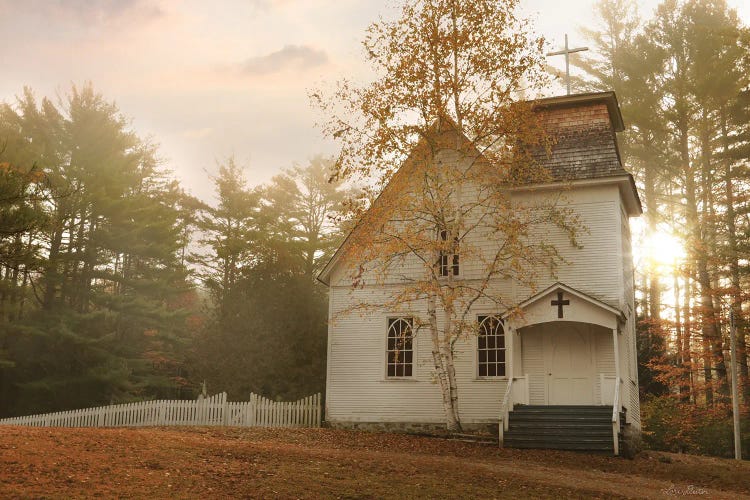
[507,282,626,330]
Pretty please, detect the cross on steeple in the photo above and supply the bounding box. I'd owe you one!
[551,291,570,318]
[546,34,588,95]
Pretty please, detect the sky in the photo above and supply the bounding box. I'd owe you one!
[1,0,748,202]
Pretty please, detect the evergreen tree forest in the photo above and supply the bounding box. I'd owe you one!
[1,0,749,459]
[574,0,750,455]
[0,85,348,417]
[189,156,352,401]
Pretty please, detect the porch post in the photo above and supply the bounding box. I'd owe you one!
[499,321,515,447]
[507,322,514,381]
[612,327,620,456]
[612,328,620,403]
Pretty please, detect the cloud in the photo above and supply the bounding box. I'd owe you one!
[239,45,329,76]
[0,0,164,25]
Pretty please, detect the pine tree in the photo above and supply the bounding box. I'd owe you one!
[262,156,352,278]
[0,84,195,415]
[191,158,348,400]
[578,0,750,408]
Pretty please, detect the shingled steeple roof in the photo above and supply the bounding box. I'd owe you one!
[530,91,629,182]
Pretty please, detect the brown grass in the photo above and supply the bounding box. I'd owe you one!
[0,426,748,499]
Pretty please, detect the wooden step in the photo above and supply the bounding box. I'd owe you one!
[512,405,612,414]
[507,427,612,437]
[510,415,611,422]
[509,420,611,428]
[505,434,613,443]
[505,439,614,451]
[513,404,612,410]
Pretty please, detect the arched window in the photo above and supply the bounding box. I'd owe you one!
[477,315,505,377]
[387,317,413,377]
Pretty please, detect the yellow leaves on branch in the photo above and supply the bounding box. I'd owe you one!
[315,0,582,314]
[312,0,551,191]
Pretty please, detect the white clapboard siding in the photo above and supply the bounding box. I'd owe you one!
[0,392,322,430]
[330,184,623,308]
[326,182,635,426]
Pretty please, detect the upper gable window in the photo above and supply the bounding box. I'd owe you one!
[387,317,413,377]
[477,315,505,377]
[438,229,459,277]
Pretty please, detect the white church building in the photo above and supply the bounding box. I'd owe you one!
[318,92,641,455]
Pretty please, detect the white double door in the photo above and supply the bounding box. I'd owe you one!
[523,324,596,405]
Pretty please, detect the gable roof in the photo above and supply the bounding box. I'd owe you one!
[318,91,641,286]
[317,115,478,285]
[509,281,625,320]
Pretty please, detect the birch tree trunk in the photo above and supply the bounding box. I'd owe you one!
[427,293,461,431]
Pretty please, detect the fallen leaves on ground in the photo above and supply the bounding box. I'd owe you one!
[0,426,748,499]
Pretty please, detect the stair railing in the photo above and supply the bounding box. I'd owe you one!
[498,377,514,446]
[611,377,621,456]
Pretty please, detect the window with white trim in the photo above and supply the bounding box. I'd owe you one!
[477,315,505,377]
[386,317,413,377]
[438,229,459,276]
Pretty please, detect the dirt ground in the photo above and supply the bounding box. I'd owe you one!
[0,426,748,499]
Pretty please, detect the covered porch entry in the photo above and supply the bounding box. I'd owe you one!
[519,321,615,406]
[499,283,626,454]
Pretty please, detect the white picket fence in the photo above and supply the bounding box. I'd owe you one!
[0,392,322,429]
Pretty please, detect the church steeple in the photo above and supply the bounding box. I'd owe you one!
[531,91,642,216]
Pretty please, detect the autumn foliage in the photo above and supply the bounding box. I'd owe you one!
[314,0,580,431]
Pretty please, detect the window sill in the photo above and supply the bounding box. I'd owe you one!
[381,377,420,383]
[473,376,508,382]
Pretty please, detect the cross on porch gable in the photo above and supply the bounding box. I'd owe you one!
[551,291,570,318]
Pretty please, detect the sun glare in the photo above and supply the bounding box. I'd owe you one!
[646,231,685,267]
[632,220,686,276]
